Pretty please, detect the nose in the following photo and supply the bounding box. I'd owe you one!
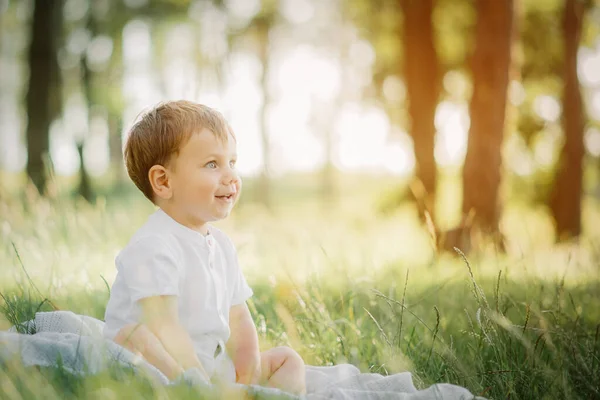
[221,165,240,186]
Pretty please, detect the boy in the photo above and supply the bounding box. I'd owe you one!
[103,101,306,394]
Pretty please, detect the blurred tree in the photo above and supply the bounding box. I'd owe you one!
[462,0,515,235]
[78,3,99,203]
[151,22,169,97]
[103,12,127,184]
[81,0,191,190]
[400,0,440,221]
[504,2,563,210]
[549,0,590,240]
[346,0,475,219]
[248,0,279,209]
[306,1,350,205]
[25,0,63,194]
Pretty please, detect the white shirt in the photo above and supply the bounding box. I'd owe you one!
[103,208,253,379]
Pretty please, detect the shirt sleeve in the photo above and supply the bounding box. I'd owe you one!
[230,249,253,306]
[117,235,181,303]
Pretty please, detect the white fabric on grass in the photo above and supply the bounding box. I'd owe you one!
[1,311,484,399]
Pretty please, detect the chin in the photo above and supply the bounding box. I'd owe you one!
[207,211,229,222]
[219,211,231,219]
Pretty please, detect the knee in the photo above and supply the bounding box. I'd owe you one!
[269,346,305,394]
[276,346,305,372]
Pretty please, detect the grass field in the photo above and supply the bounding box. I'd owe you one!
[1,176,599,399]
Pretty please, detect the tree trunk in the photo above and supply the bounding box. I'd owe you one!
[76,143,93,202]
[311,99,337,204]
[321,121,336,202]
[108,112,124,179]
[257,18,272,209]
[79,63,94,202]
[462,0,514,233]
[25,0,61,194]
[550,0,586,240]
[106,21,126,183]
[78,10,96,202]
[401,0,440,221]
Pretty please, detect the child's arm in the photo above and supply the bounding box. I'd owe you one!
[227,303,261,385]
[138,295,210,381]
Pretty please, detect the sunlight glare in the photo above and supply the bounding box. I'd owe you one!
[63,0,88,22]
[227,51,263,81]
[66,27,91,56]
[434,101,469,166]
[383,134,414,176]
[272,125,324,174]
[222,52,264,176]
[584,127,600,157]
[268,96,311,130]
[310,57,341,101]
[588,90,600,120]
[164,59,198,99]
[50,119,79,176]
[505,134,534,176]
[265,96,322,174]
[350,39,375,68]
[223,0,261,23]
[0,101,25,172]
[83,116,110,176]
[533,95,561,122]
[165,24,195,57]
[281,0,315,24]
[443,70,469,99]
[123,20,151,63]
[122,73,159,103]
[86,35,113,68]
[122,21,161,104]
[578,46,600,86]
[224,76,263,112]
[196,86,224,111]
[382,76,405,103]
[277,46,341,101]
[335,104,393,172]
[533,138,555,167]
[64,93,89,142]
[195,5,228,61]
[508,80,526,106]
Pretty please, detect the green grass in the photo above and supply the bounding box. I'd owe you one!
[1,178,599,399]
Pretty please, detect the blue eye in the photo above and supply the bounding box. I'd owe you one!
[206,161,217,169]
[229,160,236,168]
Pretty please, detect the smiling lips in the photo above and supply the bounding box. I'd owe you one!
[215,193,235,202]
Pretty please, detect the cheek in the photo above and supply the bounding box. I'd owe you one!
[196,172,220,188]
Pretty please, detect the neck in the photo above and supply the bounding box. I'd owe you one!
[158,203,209,236]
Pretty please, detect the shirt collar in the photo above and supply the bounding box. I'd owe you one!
[153,208,213,247]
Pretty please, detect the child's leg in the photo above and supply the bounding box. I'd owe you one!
[114,323,184,380]
[259,346,306,395]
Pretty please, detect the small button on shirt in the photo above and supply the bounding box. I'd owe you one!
[103,208,253,379]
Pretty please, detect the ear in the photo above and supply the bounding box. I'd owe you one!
[148,165,172,200]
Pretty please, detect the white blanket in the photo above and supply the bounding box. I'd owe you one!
[1,311,483,399]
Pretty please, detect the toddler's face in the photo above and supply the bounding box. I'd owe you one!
[167,128,241,227]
